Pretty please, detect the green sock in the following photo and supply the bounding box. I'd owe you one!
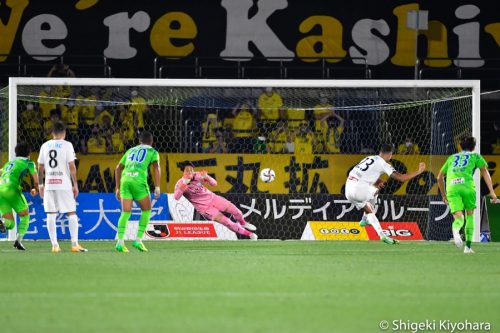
[465,214,474,248]
[117,211,132,240]
[136,210,151,240]
[17,215,30,239]
[4,219,15,230]
[452,216,464,232]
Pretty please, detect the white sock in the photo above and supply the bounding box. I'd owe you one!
[46,214,58,246]
[361,214,367,222]
[68,214,79,247]
[117,239,124,246]
[366,213,384,238]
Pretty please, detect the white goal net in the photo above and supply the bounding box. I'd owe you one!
[3,78,480,242]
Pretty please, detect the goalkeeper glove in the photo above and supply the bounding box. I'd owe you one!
[199,170,208,181]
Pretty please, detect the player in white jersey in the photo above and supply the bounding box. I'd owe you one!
[345,144,426,244]
[38,121,87,253]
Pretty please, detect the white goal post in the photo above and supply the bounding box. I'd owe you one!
[7,78,481,241]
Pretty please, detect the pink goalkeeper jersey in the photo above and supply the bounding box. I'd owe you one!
[174,172,218,212]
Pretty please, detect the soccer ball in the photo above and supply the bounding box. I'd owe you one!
[260,168,276,183]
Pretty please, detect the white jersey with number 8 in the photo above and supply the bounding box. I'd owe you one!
[38,139,76,191]
[348,155,395,185]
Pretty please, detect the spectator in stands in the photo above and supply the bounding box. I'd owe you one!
[129,88,148,134]
[292,121,316,154]
[269,120,290,153]
[47,63,75,78]
[314,96,335,132]
[258,87,284,120]
[118,105,135,149]
[76,88,97,147]
[38,86,56,122]
[313,96,335,152]
[97,109,124,154]
[202,112,222,152]
[95,104,114,128]
[208,127,229,153]
[397,136,421,155]
[20,103,43,148]
[492,121,500,154]
[230,99,257,153]
[320,111,345,153]
[86,126,108,154]
[287,107,307,130]
[64,101,80,151]
[44,109,62,140]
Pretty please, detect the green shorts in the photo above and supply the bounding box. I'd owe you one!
[120,180,149,201]
[447,186,476,213]
[0,185,28,214]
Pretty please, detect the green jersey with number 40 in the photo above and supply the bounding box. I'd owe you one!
[119,145,159,185]
[440,151,487,191]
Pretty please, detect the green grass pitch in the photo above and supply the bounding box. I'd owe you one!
[1,240,499,333]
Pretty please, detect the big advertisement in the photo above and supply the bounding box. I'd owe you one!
[0,192,451,241]
[1,1,499,79]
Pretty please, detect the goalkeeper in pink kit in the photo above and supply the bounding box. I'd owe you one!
[174,162,258,240]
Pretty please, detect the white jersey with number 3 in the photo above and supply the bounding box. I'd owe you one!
[348,155,395,185]
[38,139,76,191]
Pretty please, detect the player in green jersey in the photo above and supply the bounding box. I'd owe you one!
[437,136,499,253]
[0,142,39,250]
[114,131,161,252]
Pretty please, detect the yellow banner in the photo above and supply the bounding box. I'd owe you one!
[309,221,369,241]
[23,153,500,194]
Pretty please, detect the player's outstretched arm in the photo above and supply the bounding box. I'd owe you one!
[436,170,448,204]
[115,163,124,201]
[173,176,191,200]
[480,166,500,203]
[152,161,161,199]
[390,162,426,182]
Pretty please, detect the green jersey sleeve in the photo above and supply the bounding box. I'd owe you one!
[150,150,159,165]
[120,149,131,166]
[440,156,451,174]
[475,154,487,169]
[28,160,36,175]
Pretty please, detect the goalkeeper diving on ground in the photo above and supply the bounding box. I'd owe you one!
[174,161,258,240]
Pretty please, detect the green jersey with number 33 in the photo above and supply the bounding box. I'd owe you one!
[440,151,487,191]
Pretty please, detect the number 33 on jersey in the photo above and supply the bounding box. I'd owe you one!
[349,155,395,185]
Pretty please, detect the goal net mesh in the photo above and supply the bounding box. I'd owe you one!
[2,82,474,241]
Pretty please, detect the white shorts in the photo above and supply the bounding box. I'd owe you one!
[43,190,76,213]
[345,180,378,210]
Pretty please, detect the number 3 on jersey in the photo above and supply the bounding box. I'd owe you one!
[355,157,375,172]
